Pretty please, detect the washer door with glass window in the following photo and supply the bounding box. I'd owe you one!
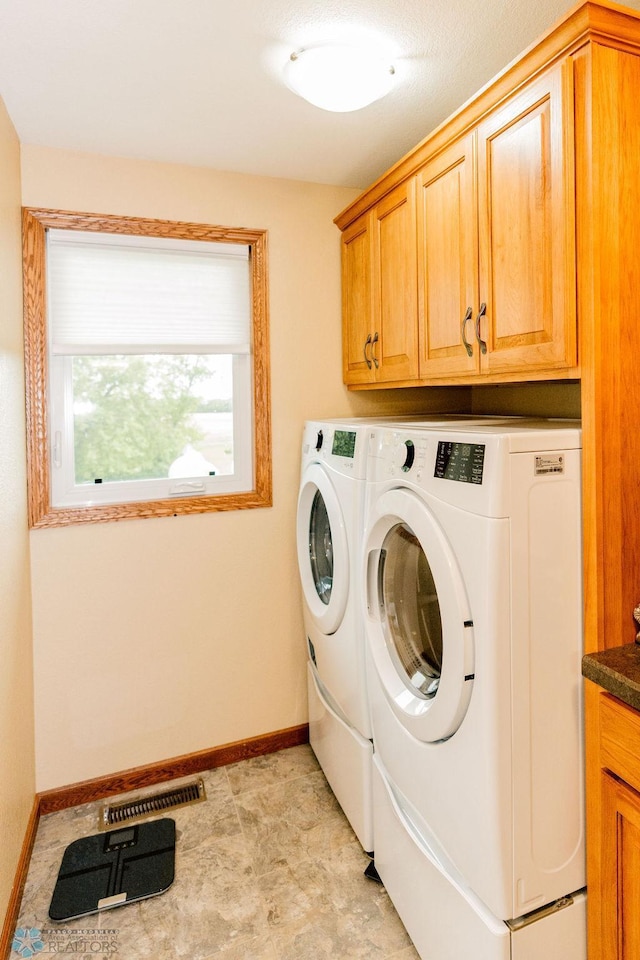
[296,463,350,635]
[365,488,475,743]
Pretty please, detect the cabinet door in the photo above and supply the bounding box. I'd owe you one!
[601,770,640,959]
[341,213,375,385]
[372,179,419,383]
[417,132,478,379]
[477,61,576,375]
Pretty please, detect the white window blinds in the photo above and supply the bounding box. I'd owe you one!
[47,229,251,355]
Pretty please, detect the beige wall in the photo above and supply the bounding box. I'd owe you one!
[22,146,464,791]
[0,102,35,921]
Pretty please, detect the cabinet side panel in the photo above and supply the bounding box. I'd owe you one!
[577,42,640,652]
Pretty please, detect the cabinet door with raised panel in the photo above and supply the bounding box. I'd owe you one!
[341,212,375,385]
[601,770,640,959]
[417,132,478,379]
[372,178,419,383]
[476,61,576,375]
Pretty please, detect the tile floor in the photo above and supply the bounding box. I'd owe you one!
[13,744,420,959]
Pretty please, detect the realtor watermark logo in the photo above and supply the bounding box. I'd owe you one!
[13,928,119,955]
[12,929,44,958]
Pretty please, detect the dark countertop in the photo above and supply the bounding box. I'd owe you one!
[582,643,640,711]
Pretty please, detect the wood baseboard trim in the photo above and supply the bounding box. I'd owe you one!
[0,797,41,960]
[38,723,309,815]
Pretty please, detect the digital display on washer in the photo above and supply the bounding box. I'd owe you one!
[332,430,356,459]
[434,441,485,484]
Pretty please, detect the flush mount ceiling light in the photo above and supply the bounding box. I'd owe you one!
[285,42,396,113]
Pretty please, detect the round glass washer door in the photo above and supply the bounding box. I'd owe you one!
[365,487,474,742]
[296,462,349,634]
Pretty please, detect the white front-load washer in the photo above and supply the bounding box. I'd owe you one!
[297,419,375,852]
[362,420,586,958]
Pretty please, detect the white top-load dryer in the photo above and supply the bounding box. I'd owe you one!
[362,420,586,960]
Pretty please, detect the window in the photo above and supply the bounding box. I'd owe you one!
[22,209,271,527]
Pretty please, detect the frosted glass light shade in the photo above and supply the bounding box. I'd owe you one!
[285,42,395,113]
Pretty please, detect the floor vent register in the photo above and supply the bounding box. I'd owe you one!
[100,777,206,828]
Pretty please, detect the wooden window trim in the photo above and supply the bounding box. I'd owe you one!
[22,207,272,527]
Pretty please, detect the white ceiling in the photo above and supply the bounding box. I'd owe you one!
[1,0,639,190]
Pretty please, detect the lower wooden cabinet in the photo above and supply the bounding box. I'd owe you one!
[588,688,640,959]
[600,770,640,958]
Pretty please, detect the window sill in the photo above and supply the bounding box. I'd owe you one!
[29,486,273,528]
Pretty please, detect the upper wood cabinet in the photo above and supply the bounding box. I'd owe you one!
[341,179,418,385]
[338,44,578,387]
[476,64,576,377]
[341,214,374,385]
[417,132,478,379]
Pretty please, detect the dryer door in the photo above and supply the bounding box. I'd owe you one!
[365,488,474,742]
[297,463,349,635]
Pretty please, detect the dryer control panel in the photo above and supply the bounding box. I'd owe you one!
[434,441,486,485]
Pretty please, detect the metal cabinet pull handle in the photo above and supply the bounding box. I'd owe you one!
[475,302,488,355]
[363,333,373,369]
[372,332,379,369]
[461,307,474,357]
